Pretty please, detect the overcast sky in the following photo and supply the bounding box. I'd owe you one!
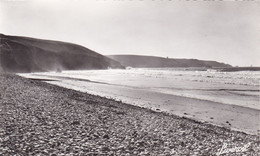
[1,0,259,66]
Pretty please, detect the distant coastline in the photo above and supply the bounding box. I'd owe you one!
[0,34,236,73]
[144,67,260,72]
[216,67,260,72]
[107,55,232,69]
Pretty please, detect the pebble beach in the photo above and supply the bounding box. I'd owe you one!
[0,73,259,155]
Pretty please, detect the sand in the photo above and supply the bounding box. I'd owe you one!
[1,73,259,155]
[41,77,260,135]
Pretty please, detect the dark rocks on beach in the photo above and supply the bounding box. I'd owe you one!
[71,121,80,125]
[0,73,259,155]
[103,134,109,139]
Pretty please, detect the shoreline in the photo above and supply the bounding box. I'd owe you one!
[13,75,260,135]
[31,75,259,135]
[1,73,259,155]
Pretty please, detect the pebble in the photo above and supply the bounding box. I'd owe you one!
[0,74,259,155]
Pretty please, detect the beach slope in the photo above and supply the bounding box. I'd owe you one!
[0,74,259,155]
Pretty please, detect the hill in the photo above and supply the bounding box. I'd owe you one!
[107,55,232,68]
[0,34,124,73]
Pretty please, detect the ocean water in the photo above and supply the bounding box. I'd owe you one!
[19,68,260,110]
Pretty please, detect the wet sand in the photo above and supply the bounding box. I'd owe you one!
[1,73,259,155]
[37,77,260,135]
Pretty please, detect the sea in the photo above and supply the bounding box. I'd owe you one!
[19,68,260,111]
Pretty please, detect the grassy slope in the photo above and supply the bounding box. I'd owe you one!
[0,34,124,73]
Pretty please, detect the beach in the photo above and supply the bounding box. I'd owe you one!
[0,73,259,155]
[20,69,260,135]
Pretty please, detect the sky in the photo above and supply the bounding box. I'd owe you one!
[0,0,259,66]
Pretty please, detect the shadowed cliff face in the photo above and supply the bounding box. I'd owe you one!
[0,34,124,73]
[107,55,232,68]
